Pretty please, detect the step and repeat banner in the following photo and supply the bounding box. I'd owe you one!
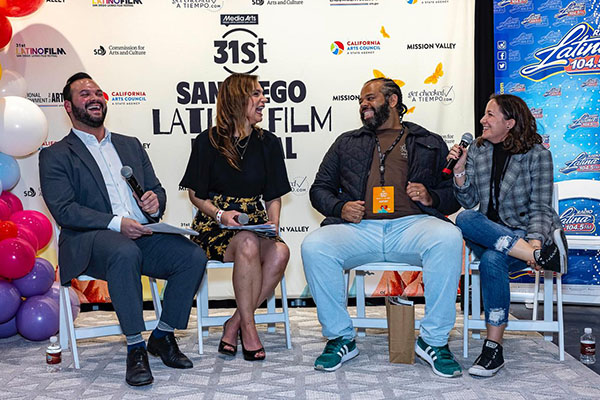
[494,0,600,302]
[1,0,474,301]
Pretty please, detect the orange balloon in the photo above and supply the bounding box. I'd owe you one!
[0,0,44,18]
[0,14,12,50]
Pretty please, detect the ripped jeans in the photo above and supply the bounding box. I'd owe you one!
[456,209,528,326]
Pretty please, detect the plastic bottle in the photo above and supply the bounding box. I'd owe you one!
[580,327,596,365]
[46,336,62,372]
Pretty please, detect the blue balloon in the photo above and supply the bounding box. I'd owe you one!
[0,280,21,323]
[0,316,17,338]
[16,295,59,341]
[0,152,20,191]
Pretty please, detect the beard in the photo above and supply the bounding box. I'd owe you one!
[72,101,107,128]
[361,99,391,131]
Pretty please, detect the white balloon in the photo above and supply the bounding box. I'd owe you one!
[0,96,48,157]
[0,70,27,98]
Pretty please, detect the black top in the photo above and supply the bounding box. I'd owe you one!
[487,142,512,223]
[180,128,291,202]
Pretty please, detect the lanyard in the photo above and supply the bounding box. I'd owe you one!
[374,128,404,186]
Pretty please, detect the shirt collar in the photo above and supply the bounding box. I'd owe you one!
[72,127,111,145]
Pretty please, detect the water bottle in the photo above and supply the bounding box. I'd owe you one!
[580,327,596,365]
[46,336,62,372]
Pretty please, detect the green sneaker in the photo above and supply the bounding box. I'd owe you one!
[415,337,462,378]
[314,337,359,372]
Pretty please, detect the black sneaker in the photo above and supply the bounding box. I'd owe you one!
[535,229,568,274]
[468,339,504,377]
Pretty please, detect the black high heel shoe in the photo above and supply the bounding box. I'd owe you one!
[239,329,265,361]
[218,319,238,356]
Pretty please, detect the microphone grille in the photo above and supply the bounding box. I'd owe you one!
[120,166,133,179]
[462,132,474,145]
[237,213,249,225]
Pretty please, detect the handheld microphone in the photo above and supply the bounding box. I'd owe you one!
[120,166,145,199]
[442,132,474,179]
[234,213,249,225]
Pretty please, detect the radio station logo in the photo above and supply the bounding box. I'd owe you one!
[538,30,562,45]
[15,43,66,57]
[539,0,562,11]
[497,0,530,6]
[531,107,543,118]
[510,32,534,46]
[407,86,455,105]
[520,23,600,82]
[568,113,599,129]
[172,0,223,10]
[496,16,521,31]
[253,0,304,6]
[94,44,146,56]
[406,42,456,50]
[507,82,526,92]
[509,1,533,13]
[221,14,258,26]
[560,152,600,174]
[521,13,549,29]
[556,1,586,19]
[508,49,520,61]
[92,0,142,7]
[582,78,599,87]
[290,176,309,196]
[560,206,596,233]
[543,87,561,96]
[331,39,381,55]
[541,134,550,148]
[330,0,379,6]
[214,28,267,74]
[107,90,147,106]
[27,92,64,107]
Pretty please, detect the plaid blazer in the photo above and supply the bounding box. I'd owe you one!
[454,141,562,243]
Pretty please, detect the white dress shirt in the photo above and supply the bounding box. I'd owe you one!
[72,128,149,232]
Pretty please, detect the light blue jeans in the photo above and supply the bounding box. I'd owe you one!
[455,209,528,326]
[301,215,463,347]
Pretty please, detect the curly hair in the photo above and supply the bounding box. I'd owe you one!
[209,73,263,171]
[478,93,542,154]
[364,77,409,120]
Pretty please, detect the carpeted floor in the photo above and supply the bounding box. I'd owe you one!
[1,306,599,400]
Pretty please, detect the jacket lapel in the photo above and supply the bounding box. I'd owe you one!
[65,131,112,207]
[499,152,526,203]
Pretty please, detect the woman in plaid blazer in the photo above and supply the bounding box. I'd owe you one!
[449,94,567,378]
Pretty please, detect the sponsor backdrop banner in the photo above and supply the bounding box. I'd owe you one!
[494,0,600,299]
[1,0,474,301]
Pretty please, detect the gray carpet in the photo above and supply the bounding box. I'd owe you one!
[1,306,599,399]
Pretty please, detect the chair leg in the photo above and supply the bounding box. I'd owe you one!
[344,270,351,307]
[266,292,276,333]
[149,277,162,319]
[355,271,366,337]
[197,273,208,355]
[557,274,564,361]
[532,270,540,321]
[59,287,69,351]
[463,269,470,359]
[62,286,79,369]
[471,269,482,340]
[280,276,292,350]
[543,270,554,341]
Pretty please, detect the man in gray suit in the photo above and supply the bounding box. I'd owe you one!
[39,72,207,386]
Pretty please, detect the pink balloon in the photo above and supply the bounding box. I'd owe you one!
[9,210,52,250]
[0,199,10,220]
[0,238,35,279]
[16,225,39,252]
[0,191,23,214]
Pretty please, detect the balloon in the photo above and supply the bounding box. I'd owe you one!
[12,257,54,297]
[0,219,18,241]
[0,199,10,220]
[0,280,21,323]
[0,15,12,50]
[16,224,38,252]
[0,70,27,98]
[16,295,59,341]
[44,282,80,320]
[0,191,22,213]
[0,152,19,190]
[0,316,17,338]
[0,238,35,279]
[0,96,48,157]
[9,210,52,249]
[0,0,45,18]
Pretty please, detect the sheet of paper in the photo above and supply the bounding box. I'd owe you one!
[145,222,199,236]
[218,223,278,237]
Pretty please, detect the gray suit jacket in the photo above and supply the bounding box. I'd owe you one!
[454,141,562,243]
[39,130,167,284]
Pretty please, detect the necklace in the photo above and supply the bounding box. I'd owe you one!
[234,134,251,160]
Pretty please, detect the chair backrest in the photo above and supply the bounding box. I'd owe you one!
[554,179,600,250]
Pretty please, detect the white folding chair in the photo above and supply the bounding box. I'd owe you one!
[344,261,423,336]
[463,183,568,360]
[59,275,163,369]
[195,260,292,354]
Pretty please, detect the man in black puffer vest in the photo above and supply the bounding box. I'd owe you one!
[301,78,464,378]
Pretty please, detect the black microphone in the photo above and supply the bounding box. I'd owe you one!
[442,132,474,179]
[120,166,145,199]
[234,213,249,225]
